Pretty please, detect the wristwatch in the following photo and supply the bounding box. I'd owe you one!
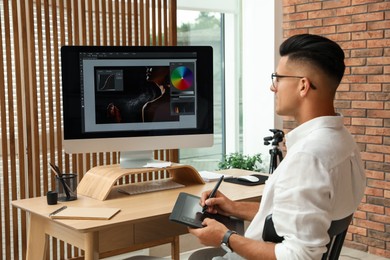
[221,230,237,253]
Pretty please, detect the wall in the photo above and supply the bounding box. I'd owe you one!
[282,0,389,258]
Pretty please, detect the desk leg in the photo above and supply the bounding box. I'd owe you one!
[84,232,99,260]
[26,213,48,260]
[171,236,180,260]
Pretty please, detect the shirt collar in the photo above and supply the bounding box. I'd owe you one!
[285,115,344,149]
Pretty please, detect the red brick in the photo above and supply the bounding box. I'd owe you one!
[366,170,385,180]
[337,23,367,32]
[352,118,383,127]
[352,12,384,23]
[385,190,390,199]
[368,2,390,12]
[367,57,390,66]
[355,218,385,231]
[337,5,368,16]
[283,5,296,14]
[283,28,309,38]
[296,19,323,28]
[345,58,367,66]
[338,108,366,117]
[368,75,390,83]
[365,187,384,197]
[361,152,384,162]
[353,210,367,219]
[368,213,390,224]
[367,144,390,154]
[284,12,308,21]
[354,134,383,144]
[351,66,383,74]
[340,40,367,49]
[336,92,365,100]
[352,101,384,109]
[309,26,336,35]
[343,74,367,83]
[345,125,366,134]
[351,84,382,92]
[296,2,322,12]
[367,179,390,190]
[323,0,351,9]
[367,39,390,48]
[327,32,351,41]
[351,48,383,58]
[368,110,390,119]
[337,83,350,91]
[352,30,384,40]
[366,93,390,101]
[368,20,390,30]
[283,21,297,30]
[323,16,352,26]
[358,203,385,215]
[348,225,368,236]
[334,100,351,108]
[283,0,308,6]
[365,127,390,136]
[308,9,337,19]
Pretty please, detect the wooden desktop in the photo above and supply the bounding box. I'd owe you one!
[12,167,265,260]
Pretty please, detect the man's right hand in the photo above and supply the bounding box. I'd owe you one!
[200,190,235,217]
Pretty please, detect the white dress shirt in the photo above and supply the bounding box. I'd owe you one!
[217,116,366,260]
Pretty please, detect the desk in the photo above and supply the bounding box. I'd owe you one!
[12,168,264,260]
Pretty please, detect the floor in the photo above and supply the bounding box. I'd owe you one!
[104,246,389,260]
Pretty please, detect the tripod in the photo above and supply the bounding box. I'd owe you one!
[264,129,284,174]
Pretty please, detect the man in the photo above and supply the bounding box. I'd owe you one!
[188,34,366,259]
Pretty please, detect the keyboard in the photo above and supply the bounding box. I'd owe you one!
[117,179,185,195]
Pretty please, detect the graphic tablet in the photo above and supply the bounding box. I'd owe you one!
[169,192,244,234]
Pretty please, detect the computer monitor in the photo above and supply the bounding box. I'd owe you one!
[61,45,213,168]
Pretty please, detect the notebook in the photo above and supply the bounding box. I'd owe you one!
[169,192,244,234]
[49,206,121,220]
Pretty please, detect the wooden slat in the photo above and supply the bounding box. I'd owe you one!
[1,0,177,258]
[0,3,6,259]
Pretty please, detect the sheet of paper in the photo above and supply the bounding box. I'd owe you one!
[199,171,233,182]
[143,162,172,168]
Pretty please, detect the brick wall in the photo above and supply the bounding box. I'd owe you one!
[282,0,390,258]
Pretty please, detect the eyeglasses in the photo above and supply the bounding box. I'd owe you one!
[271,73,317,89]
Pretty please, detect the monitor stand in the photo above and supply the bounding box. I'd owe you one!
[120,150,157,168]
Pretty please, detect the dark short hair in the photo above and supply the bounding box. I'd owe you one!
[279,34,345,85]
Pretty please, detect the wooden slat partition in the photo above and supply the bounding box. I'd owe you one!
[0,0,177,259]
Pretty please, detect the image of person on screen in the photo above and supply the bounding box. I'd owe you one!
[187,34,366,259]
[142,66,179,122]
[99,67,163,123]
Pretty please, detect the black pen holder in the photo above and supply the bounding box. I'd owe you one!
[56,173,78,201]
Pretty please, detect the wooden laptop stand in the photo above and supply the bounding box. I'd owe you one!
[77,164,205,200]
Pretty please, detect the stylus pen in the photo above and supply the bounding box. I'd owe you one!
[202,175,224,213]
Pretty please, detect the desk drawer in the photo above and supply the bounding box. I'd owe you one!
[99,224,135,252]
[134,217,187,244]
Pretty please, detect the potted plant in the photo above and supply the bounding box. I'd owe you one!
[218,152,265,172]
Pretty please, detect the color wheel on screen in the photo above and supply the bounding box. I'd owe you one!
[171,66,194,90]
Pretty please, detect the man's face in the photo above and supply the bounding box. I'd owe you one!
[271,56,302,117]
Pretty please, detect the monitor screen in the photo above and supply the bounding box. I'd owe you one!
[61,45,213,167]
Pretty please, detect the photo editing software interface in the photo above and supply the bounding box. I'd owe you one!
[80,51,198,134]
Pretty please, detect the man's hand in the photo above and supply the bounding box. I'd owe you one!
[201,190,235,216]
[188,218,229,247]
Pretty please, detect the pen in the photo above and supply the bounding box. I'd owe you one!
[202,175,224,213]
[49,206,67,217]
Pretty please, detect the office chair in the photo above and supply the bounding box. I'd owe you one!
[262,213,353,260]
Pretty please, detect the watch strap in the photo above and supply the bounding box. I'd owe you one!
[221,230,237,252]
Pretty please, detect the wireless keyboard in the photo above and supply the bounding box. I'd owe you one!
[117,179,185,195]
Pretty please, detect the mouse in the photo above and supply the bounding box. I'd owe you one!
[237,175,259,183]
